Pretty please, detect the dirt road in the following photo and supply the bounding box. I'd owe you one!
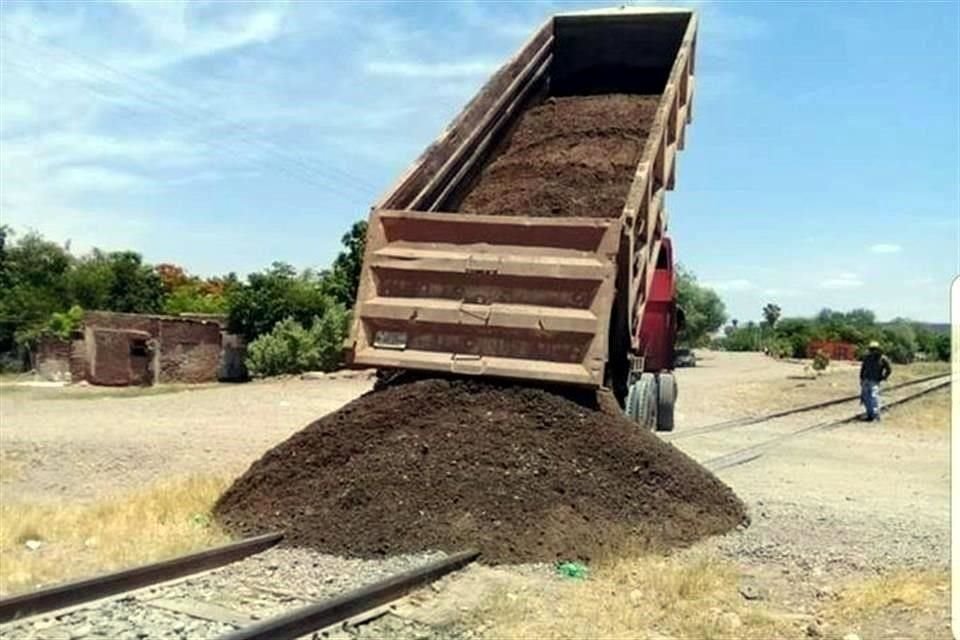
[670,354,950,639]
[0,374,373,502]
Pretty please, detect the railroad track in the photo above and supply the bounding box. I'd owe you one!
[667,374,952,473]
[663,372,950,443]
[0,535,479,640]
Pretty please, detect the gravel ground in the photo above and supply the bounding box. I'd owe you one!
[0,375,374,502]
[1,353,950,638]
[0,547,453,640]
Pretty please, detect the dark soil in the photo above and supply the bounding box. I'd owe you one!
[215,377,747,564]
[457,94,660,218]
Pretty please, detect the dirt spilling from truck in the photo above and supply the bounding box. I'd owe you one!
[215,377,747,564]
[458,94,660,218]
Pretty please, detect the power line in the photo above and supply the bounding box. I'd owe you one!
[5,31,378,194]
[2,55,369,204]
[28,30,382,193]
[1,31,380,198]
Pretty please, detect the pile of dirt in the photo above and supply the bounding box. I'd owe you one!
[215,377,747,564]
[458,94,660,218]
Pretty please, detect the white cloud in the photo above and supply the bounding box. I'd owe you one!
[870,243,902,254]
[363,59,498,79]
[117,1,289,69]
[820,273,864,289]
[53,166,151,193]
[704,279,756,292]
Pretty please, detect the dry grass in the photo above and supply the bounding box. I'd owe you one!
[0,475,230,595]
[0,451,24,483]
[475,550,794,640]
[826,569,948,622]
[883,388,950,430]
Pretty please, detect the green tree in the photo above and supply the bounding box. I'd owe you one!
[0,225,10,290]
[67,249,114,310]
[44,305,84,340]
[67,250,164,313]
[772,317,815,358]
[916,328,950,362]
[844,308,876,328]
[0,231,73,350]
[164,284,228,315]
[675,266,727,347]
[762,303,782,329]
[881,320,918,364]
[227,262,337,342]
[722,326,760,352]
[106,251,164,313]
[323,220,367,307]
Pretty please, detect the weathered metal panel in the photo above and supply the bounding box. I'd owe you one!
[350,211,620,386]
[347,8,698,387]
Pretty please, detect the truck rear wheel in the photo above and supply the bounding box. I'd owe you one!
[606,297,631,408]
[656,373,676,432]
[625,373,657,430]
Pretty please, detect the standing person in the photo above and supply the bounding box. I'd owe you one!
[860,340,892,421]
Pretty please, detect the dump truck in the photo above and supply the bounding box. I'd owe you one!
[345,6,697,431]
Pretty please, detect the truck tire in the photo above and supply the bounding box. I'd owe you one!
[656,373,676,432]
[606,297,631,408]
[625,373,657,430]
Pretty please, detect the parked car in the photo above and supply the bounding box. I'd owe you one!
[674,348,697,368]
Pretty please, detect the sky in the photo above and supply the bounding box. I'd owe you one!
[0,0,957,323]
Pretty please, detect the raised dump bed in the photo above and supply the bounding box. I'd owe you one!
[347,7,697,394]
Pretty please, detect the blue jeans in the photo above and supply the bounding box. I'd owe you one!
[861,380,881,420]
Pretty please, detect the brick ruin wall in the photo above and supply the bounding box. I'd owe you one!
[89,328,152,386]
[158,319,222,383]
[36,337,71,381]
[80,312,225,385]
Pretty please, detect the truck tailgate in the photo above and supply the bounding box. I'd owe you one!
[348,210,621,386]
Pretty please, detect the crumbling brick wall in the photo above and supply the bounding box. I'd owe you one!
[89,328,153,386]
[76,311,226,385]
[69,339,87,381]
[158,319,222,383]
[85,311,159,335]
[36,337,72,381]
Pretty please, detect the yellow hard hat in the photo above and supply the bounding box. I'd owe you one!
[868,340,880,349]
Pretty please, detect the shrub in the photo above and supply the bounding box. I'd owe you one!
[880,322,918,364]
[44,306,84,340]
[245,304,349,377]
[812,350,830,373]
[767,338,794,359]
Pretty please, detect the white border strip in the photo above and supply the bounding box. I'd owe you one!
[952,276,958,640]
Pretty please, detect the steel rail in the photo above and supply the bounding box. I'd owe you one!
[218,549,481,640]
[703,379,951,472]
[664,372,950,442]
[0,532,283,623]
